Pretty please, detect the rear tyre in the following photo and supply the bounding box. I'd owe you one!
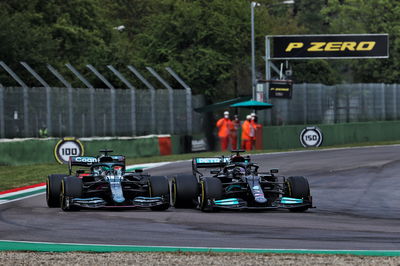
[199,177,222,212]
[148,176,170,211]
[46,174,67,208]
[60,176,82,211]
[286,176,310,212]
[172,174,199,208]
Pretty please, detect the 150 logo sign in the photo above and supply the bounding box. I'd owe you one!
[272,34,388,59]
[54,137,84,164]
[300,127,323,148]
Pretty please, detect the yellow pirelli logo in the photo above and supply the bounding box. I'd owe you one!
[270,87,289,91]
[285,41,376,52]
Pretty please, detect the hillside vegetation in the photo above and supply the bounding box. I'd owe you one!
[0,0,398,101]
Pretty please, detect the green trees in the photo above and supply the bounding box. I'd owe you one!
[0,0,398,99]
[291,0,398,84]
[0,0,117,86]
[320,0,400,83]
[131,0,301,97]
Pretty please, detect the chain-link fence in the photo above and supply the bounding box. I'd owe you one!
[0,86,204,138]
[2,83,399,138]
[263,83,400,126]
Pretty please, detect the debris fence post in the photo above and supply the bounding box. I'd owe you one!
[107,65,137,136]
[65,63,95,136]
[47,64,74,136]
[0,61,30,137]
[128,65,156,133]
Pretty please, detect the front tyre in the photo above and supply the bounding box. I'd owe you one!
[172,174,199,208]
[46,174,67,208]
[286,176,310,212]
[60,176,82,212]
[148,176,170,211]
[199,177,222,212]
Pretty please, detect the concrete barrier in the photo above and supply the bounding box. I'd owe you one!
[81,136,160,158]
[2,121,400,165]
[0,139,59,165]
[0,136,160,166]
[263,121,400,150]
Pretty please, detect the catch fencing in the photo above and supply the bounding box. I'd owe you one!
[0,86,204,138]
[264,83,400,126]
[0,62,205,138]
[1,82,399,138]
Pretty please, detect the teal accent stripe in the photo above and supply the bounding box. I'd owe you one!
[215,198,239,202]
[215,201,239,206]
[0,188,46,200]
[0,241,399,256]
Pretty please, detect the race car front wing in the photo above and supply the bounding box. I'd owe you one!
[69,196,167,209]
[211,197,313,210]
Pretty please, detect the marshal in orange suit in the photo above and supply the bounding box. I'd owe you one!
[216,111,233,151]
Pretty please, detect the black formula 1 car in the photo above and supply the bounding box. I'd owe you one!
[46,150,170,211]
[172,150,313,212]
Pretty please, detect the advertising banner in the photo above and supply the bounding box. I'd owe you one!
[268,80,293,99]
[272,34,388,59]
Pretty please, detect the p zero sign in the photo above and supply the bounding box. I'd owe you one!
[269,80,293,99]
[54,137,84,164]
[271,34,389,59]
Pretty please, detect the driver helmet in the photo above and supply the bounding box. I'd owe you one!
[231,155,245,163]
[233,166,246,176]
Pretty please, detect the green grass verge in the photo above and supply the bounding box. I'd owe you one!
[1,140,400,191]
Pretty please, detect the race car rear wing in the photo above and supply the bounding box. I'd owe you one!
[68,155,126,174]
[192,157,230,169]
[101,155,126,164]
[192,157,230,177]
[68,156,97,174]
[69,156,98,167]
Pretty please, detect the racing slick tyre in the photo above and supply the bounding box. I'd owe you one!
[148,176,170,211]
[46,174,67,208]
[60,176,83,212]
[172,174,199,208]
[199,177,222,212]
[286,176,310,212]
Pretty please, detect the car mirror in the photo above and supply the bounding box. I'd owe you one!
[270,168,279,174]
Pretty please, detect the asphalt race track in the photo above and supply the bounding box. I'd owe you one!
[1,146,400,250]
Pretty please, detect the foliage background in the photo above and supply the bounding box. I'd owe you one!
[0,0,397,102]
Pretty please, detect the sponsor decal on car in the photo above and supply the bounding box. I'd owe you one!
[75,157,98,163]
[196,158,230,164]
